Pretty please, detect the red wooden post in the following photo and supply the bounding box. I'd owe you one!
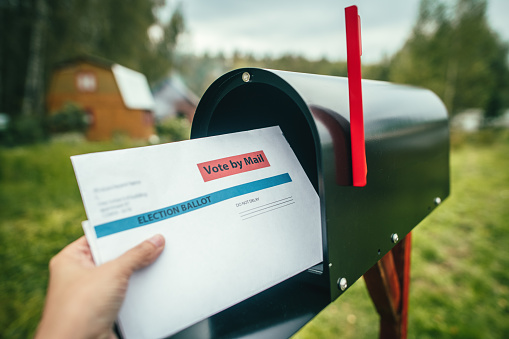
[364,232,412,339]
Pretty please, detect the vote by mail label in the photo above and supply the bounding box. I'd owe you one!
[197,150,270,182]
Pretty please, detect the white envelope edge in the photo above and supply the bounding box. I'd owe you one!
[81,220,102,265]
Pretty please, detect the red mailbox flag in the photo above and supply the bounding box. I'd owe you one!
[345,5,367,187]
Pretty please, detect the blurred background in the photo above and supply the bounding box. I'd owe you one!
[0,0,508,338]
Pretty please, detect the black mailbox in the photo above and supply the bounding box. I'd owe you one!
[171,68,449,338]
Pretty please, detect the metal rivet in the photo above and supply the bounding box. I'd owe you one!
[391,233,399,244]
[242,72,251,82]
[338,277,348,291]
[434,197,442,206]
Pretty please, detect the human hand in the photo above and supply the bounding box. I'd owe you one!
[35,234,165,339]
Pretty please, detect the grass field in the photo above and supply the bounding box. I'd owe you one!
[1,130,508,338]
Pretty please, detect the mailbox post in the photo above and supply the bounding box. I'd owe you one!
[170,67,449,339]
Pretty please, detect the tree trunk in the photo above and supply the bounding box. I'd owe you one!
[21,0,47,117]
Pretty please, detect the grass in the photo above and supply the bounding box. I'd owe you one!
[0,138,147,338]
[1,130,508,338]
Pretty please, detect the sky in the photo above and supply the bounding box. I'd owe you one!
[163,0,509,64]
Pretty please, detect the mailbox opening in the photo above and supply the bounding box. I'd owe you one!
[195,82,320,193]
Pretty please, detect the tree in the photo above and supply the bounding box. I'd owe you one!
[0,0,184,119]
[389,0,509,116]
[20,0,47,117]
[0,1,35,115]
[483,36,509,121]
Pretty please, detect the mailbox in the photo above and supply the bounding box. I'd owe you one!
[170,68,449,338]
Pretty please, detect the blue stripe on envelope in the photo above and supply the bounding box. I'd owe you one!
[94,173,292,238]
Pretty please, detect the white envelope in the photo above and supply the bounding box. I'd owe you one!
[71,126,322,339]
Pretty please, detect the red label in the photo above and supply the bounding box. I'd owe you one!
[197,150,270,182]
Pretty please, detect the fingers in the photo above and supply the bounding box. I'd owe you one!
[114,234,166,275]
[73,235,89,247]
[49,236,90,271]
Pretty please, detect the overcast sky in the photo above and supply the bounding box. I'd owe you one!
[166,0,509,64]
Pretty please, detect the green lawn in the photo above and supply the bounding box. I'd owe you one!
[1,130,508,338]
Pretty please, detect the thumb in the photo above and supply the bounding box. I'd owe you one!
[114,234,165,275]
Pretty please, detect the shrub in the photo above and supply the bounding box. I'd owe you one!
[0,115,47,147]
[155,116,191,143]
[46,102,89,134]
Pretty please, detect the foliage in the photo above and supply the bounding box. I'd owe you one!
[1,130,509,338]
[389,0,509,116]
[0,0,184,118]
[155,116,191,143]
[0,116,47,147]
[174,52,349,97]
[0,103,90,147]
[249,54,348,77]
[176,0,508,119]
[46,102,89,134]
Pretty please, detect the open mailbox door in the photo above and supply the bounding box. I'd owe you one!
[169,67,450,338]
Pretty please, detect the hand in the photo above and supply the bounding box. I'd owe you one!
[35,234,165,339]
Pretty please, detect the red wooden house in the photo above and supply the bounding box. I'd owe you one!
[47,56,155,140]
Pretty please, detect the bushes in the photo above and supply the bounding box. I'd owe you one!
[46,103,89,134]
[1,105,192,148]
[155,116,191,143]
[0,103,89,147]
[0,116,47,147]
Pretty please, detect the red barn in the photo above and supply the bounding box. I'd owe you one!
[47,56,155,141]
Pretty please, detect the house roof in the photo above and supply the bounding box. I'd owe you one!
[53,55,114,70]
[111,64,154,110]
[152,75,199,119]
